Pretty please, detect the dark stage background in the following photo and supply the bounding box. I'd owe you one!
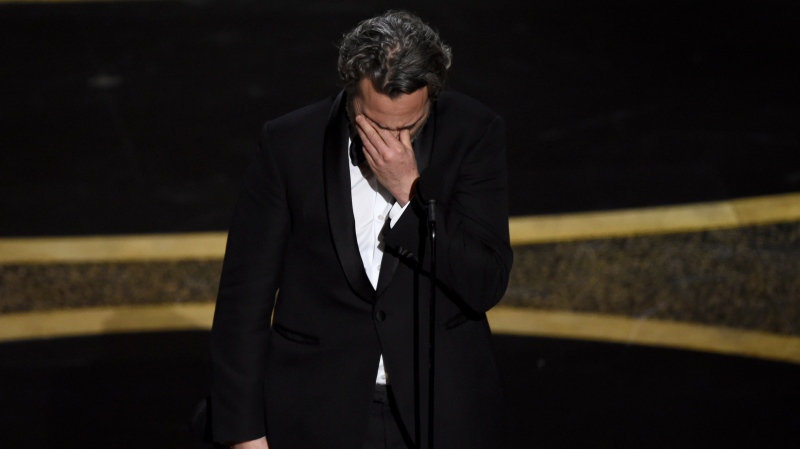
[0,1,798,448]
[2,332,798,448]
[1,0,798,235]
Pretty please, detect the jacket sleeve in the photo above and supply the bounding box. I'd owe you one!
[210,122,289,442]
[384,115,513,314]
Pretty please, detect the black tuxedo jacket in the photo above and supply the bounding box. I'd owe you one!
[210,89,513,449]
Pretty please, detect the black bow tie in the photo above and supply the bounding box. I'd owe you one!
[349,135,366,166]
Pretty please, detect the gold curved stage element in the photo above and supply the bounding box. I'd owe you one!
[0,304,797,364]
[1,192,798,364]
[1,192,798,264]
[509,192,800,245]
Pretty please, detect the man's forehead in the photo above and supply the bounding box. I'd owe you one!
[360,106,429,131]
[354,81,429,130]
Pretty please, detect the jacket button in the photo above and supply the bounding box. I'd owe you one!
[376,311,387,322]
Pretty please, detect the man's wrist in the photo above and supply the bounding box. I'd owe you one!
[396,176,418,206]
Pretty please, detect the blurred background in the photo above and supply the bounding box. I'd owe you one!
[0,0,798,448]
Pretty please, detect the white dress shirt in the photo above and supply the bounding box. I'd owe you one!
[348,138,409,384]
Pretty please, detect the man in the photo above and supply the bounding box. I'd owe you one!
[210,10,512,449]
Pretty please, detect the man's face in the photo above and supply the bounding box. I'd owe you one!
[349,78,430,142]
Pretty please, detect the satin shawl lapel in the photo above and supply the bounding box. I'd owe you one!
[375,101,437,297]
[324,91,376,304]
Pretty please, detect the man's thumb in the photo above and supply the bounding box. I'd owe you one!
[400,129,412,148]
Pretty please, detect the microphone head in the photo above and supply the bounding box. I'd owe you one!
[427,199,436,223]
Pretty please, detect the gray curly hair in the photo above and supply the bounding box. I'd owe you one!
[338,11,453,100]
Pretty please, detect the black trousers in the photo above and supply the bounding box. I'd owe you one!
[362,384,414,449]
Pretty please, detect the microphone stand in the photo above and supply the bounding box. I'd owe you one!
[426,199,436,449]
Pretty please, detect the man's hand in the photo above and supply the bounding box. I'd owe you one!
[230,437,268,449]
[355,115,419,206]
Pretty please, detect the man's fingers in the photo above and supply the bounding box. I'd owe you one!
[355,115,414,167]
[356,127,379,166]
[356,116,389,164]
[355,115,386,148]
[357,115,406,148]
